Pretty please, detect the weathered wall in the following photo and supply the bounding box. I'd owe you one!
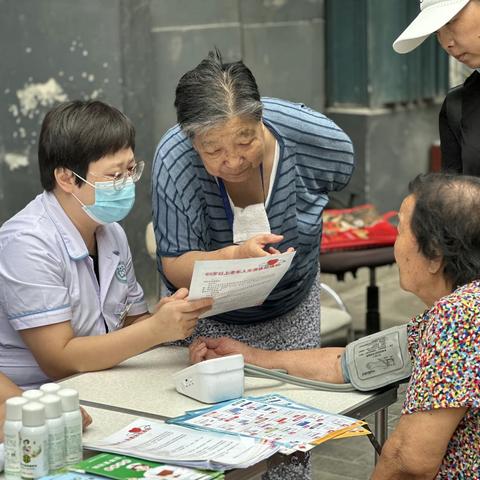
[329,103,442,211]
[149,0,326,145]
[0,0,447,301]
[0,0,124,222]
[0,0,325,299]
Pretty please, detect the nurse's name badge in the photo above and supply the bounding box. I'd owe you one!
[115,262,128,283]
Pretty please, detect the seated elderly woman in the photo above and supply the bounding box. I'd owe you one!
[190,173,479,479]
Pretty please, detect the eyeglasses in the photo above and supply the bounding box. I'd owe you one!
[89,160,145,191]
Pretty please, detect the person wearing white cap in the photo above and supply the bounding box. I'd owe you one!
[394,0,480,175]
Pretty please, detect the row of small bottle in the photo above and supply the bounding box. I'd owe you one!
[4,383,83,480]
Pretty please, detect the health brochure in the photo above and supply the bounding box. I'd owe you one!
[70,453,223,480]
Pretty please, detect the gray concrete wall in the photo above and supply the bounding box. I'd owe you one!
[149,0,325,141]
[0,0,125,223]
[0,0,444,301]
[329,102,442,211]
[0,0,326,300]
[0,0,159,296]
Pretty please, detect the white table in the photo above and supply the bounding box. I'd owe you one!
[60,347,396,450]
[0,347,397,480]
[59,346,397,477]
[61,347,395,419]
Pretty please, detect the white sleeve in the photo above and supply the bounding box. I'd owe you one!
[0,234,72,330]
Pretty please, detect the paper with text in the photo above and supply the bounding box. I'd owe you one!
[170,396,364,453]
[83,418,278,471]
[189,252,295,317]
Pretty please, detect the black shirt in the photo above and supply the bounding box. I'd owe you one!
[440,71,480,176]
[89,252,109,333]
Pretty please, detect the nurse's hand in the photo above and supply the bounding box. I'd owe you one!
[0,404,5,442]
[189,336,257,364]
[236,233,285,258]
[80,407,92,431]
[153,288,189,313]
[151,297,213,342]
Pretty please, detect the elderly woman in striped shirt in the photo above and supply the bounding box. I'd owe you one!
[152,49,354,479]
[152,48,354,353]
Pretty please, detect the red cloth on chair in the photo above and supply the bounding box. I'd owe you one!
[320,204,398,253]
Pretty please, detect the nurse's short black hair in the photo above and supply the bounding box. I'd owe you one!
[38,100,135,191]
[408,172,480,289]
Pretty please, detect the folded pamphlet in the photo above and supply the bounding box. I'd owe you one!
[82,418,279,472]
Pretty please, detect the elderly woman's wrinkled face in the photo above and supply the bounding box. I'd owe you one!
[436,0,480,68]
[192,116,268,183]
[394,195,436,299]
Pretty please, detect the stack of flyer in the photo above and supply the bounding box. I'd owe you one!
[167,394,367,454]
[81,395,367,473]
[82,418,279,472]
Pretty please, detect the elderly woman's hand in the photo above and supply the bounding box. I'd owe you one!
[237,233,291,258]
[189,337,257,364]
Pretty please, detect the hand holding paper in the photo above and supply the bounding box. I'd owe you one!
[188,251,296,317]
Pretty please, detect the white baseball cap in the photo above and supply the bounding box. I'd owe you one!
[393,0,470,54]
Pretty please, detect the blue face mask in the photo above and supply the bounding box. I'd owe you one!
[72,174,136,225]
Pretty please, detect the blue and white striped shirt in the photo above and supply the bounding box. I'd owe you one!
[152,98,354,324]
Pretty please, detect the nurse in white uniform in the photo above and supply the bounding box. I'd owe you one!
[0,100,212,389]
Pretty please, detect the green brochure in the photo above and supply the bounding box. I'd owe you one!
[70,453,224,480]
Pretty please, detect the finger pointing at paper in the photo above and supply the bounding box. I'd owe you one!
[236,234,286,259]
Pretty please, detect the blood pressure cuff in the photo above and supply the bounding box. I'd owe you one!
[342,325,412,391]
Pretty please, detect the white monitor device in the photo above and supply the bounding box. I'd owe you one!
[172,354,244,404]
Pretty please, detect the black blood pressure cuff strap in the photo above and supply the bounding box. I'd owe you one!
[341,325,412,391]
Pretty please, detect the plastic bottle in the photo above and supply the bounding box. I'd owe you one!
[21,391,43,402]
[39,384,61,395]
[57,389,82,465]
[20,402,49,479]
[0,443,5,473]
[39,395,65,472]
[3,397,28,480]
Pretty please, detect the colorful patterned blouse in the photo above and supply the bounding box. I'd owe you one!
[404,281,480,478]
